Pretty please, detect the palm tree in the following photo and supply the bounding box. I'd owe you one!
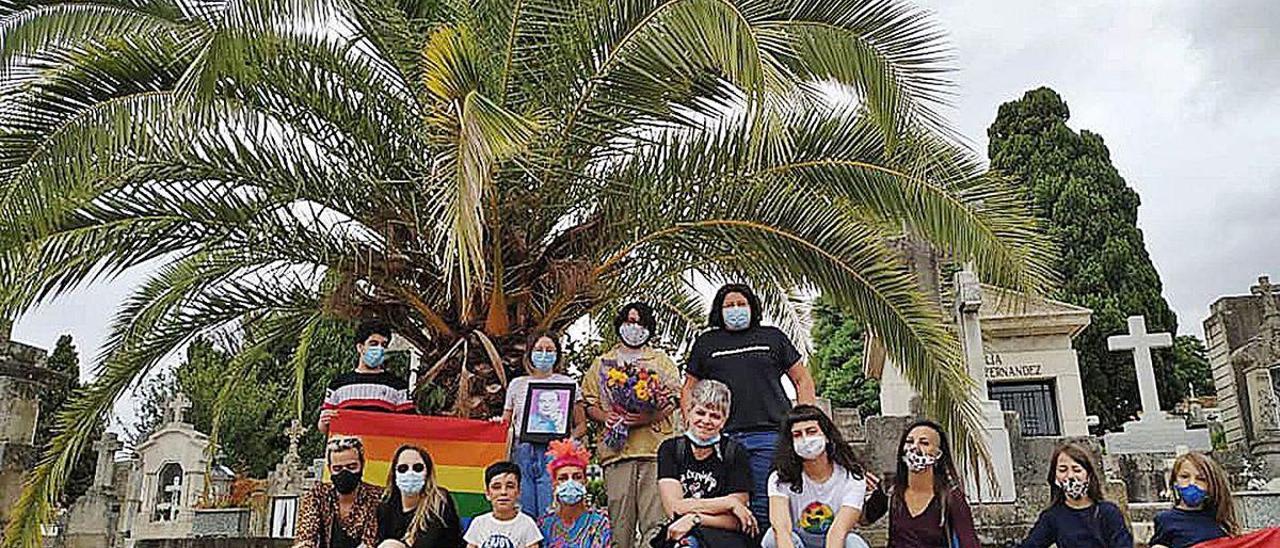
[0,0,1055,544]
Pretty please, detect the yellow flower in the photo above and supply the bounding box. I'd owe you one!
[607,368,628,387]
[634,382,650,401]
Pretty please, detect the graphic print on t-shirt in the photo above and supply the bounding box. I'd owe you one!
[480,534,517,548]
[798,501,835,535]
[680,469,718,499]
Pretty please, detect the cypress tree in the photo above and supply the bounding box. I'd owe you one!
[988,87,1183,431]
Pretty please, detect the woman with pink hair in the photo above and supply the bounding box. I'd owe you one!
[537,439,612,547]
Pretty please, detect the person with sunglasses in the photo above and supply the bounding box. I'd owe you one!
[296,437,383,548]
[376,445,464,548]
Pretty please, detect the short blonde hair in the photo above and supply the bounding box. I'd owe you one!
[689,379,732,415]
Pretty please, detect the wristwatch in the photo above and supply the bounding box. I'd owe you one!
[690,514,702,528]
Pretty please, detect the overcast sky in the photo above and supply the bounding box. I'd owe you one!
[9,1,1280,427]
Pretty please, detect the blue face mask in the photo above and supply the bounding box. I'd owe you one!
[555,479,586,505]
[530,350,557,372]
[395,470,426,495]
[684,429,720,448]
[362,346,386,368]
[722,306,751,331]
[1176,483,1209,507]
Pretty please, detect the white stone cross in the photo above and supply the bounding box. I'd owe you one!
[160,475,183,520]
[1108,315,1173,420]
[168,392,192,424]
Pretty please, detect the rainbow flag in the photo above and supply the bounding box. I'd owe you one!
[329,410,509,517]
[1198,528,1280,548]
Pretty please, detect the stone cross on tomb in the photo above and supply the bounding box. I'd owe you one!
[91,433,120,489]
[168,392,192,424]
[285,419,306,459]
[1109,315,1173,420]
[1252,276,1279,352]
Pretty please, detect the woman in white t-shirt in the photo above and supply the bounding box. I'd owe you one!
[500,331,586,517]
[764,405,872,548]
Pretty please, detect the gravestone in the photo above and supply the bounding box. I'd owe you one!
[63,433,125,548]
[264,420,309,540]
[1102,316,1211,453]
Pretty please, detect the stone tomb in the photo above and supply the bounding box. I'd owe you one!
[1204,275,1280,477]
[873,281,1093,438]
[127,393,235,543]
[0,320,58,535]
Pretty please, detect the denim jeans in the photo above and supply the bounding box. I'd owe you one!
[513,441,552,517]
[761,528,871,548]
[726,430,778,532]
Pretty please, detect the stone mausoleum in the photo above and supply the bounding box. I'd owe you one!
[0,319,60,539]
[1204,275,1280,477]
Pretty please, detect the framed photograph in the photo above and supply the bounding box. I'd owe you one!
[519,381,576,444]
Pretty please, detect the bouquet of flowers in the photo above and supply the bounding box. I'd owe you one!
[599,358,670,451]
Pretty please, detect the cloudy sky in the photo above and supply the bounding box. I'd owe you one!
[9,1,1280,425]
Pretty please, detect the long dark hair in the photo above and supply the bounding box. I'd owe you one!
[613,301,657,333]
[708,283,762,329]
[1046,442,1106,508]
[891,420,962,511]
[773,405,864,493]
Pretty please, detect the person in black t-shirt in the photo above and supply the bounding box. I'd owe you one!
[319,320,415,435]
[376,444,464,548]
[656,379,756,548]
[681,283,816,532]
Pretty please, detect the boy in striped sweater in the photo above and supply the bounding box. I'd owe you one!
[318,320,415,435]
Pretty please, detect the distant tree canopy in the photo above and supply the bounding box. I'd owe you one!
[1172,334,1215,400]
[987,87,1208,431]
[810,296,880,415]
[129,322,356,478]
[35,335,97,506]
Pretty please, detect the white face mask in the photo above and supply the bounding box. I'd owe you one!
[794,435,827,460]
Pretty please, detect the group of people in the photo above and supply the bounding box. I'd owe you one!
[296,283,1246,548]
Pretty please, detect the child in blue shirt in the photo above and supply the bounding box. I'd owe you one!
[1018,442,1132,548]
[1149,451,1239,548]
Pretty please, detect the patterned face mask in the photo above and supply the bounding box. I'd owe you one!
[1056,476,1089,499]
[902,444,939,473]
[618,323,651,348]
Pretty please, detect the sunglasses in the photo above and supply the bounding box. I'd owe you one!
[396,463,427,474]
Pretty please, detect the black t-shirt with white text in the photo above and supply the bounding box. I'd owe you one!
[686,326,802,432]
[656,437,753,500]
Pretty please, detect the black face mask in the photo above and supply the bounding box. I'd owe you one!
[332,469,361,494]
